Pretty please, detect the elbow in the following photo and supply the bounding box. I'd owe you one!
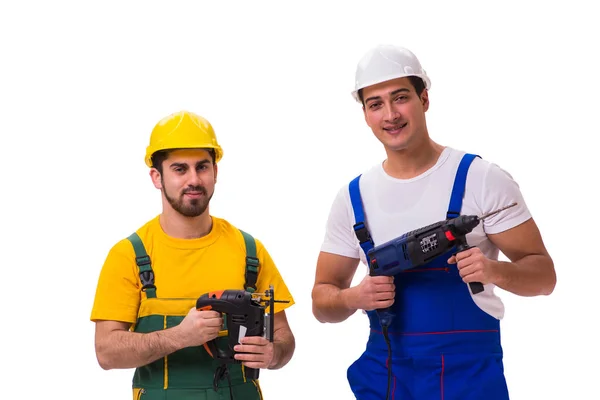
[95,344,116,370]
[311,303,327,324]
[542,270,557,296]
[310,288,328,323]
[542,259,557,296]
[96,353,113,370]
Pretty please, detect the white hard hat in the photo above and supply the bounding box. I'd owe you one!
[351,44,431,103]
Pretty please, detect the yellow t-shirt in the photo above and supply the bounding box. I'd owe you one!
[90,215,295,324]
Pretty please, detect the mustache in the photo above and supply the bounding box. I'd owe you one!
[182,186,207,195]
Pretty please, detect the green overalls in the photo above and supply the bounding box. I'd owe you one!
[127,230,264,400]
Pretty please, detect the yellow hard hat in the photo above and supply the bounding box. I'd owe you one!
[144,110,224,167]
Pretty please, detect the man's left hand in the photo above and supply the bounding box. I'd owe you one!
[233,336,274,369]
[448,247,499,286]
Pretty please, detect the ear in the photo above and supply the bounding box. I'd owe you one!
[421,89,430,112]
[150,168,162,189]
[213,163,218,183]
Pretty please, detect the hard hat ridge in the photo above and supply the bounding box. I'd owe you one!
[144,110,224,167]
[351,44,431,102]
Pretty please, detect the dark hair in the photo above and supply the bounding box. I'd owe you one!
[151,148,216,174]
[358,76,426,105]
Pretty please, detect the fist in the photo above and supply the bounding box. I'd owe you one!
[448,247,498,285]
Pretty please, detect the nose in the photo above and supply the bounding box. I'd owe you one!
[186,170,202,186]
[383,103,400,122]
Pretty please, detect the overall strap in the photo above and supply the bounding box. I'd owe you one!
[349,175,374,262]
[127,232,157,299]
[446,153,481,219]
[239,229,259,293]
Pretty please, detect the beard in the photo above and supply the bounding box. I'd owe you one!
[163,183,212,217]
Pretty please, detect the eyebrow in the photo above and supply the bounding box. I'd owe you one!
[365,88,410,104]
[170,159,211,169]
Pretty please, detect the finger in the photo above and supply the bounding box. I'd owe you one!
[376,299,395,308]
[374,291,395,301]
[205,326,222,335]
[460,264,485,280]
[456,256,476,270]
[459,263,482,277]
[375,283,395,292]
[234,344,265,354]
[200,310,222,318]
[239,336,269,345]
[237,359,268,369]
[447,255,456,264]
[371,276,394,284]
[454,250,472,262]
[203,317,224,327]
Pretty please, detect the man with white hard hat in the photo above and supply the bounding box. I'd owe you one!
[311,45,556,400]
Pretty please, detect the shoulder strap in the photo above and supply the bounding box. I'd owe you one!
[446,153,481,219]
[126,232,157,299]
[239,229,259,293]
[348,175,374,261]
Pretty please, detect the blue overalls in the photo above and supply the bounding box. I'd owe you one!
[346,154,509,400]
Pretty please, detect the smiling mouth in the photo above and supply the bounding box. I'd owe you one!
[384,122,408,132]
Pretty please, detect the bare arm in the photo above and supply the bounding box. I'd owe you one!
[267,310,295,370]
[488,218,556,296]
[312,252,360,323]
[453,218,556,297]
[94,309,222,370]
[94,320,185,370]
[311,252,395,323]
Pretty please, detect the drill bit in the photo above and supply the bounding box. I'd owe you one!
[479,202,518,220]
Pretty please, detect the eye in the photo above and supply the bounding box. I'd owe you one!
[394,96,408,102]
[368,102,382,110]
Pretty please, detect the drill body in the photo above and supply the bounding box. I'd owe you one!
[367,214,484,326]
[196,289,266,380]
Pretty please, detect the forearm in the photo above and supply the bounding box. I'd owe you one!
[312,284,357,323]
[97,327,184,370]
[268,327,295,370]
[493,255,556,296]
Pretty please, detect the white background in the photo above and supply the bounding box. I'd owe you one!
[1,1,598,399]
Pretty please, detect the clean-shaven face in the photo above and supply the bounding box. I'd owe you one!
[362,77,429,152]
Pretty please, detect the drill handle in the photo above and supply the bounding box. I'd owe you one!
[368,264,396,327]
[453,237,485,295]
[376,308,395,328]
[244,366,260,380]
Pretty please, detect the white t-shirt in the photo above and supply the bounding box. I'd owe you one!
[320,146,532,320]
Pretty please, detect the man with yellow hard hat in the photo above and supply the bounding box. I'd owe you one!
[90,111,296,399]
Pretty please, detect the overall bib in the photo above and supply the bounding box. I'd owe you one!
[346,154,509,400]
[126,230,263,400]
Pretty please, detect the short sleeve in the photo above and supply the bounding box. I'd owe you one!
[90,239,141,324]
[319,186,361,259]
[480,162,532,235]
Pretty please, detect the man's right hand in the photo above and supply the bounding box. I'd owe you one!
[175,308,223,347]
[346,275,395,311]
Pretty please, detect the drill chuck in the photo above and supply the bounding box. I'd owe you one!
[452,215,480,236]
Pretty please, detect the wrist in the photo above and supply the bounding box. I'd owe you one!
[341,286,357,311]
[163,325,185,351]
[491,260,510,286]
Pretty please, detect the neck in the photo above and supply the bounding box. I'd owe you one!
[383,138,445,179]
[159,207,213,239]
